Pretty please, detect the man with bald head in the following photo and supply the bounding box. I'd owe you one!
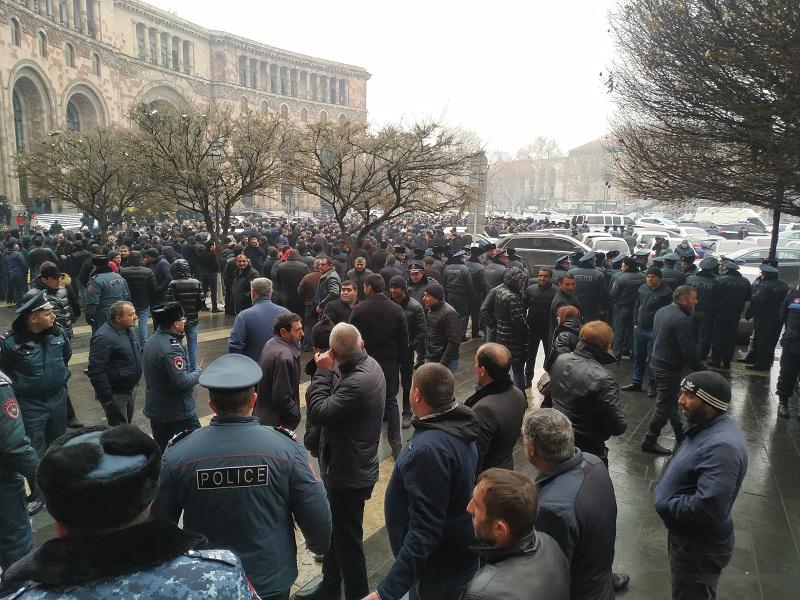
[465,343,528,473]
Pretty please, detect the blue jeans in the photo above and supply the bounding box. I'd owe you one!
[185,323,198,372]
[427,358,459,374]
[511,359,526,391]
[136,307,150,346]
[0,475,33,571]
[632,326,655,387]
[20,390,67,459]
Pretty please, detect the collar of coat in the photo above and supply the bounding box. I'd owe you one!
[573,340,616,365]
[535,449,585,487]
[464,378,514,408]
[3,518,207,587]
[471,530,543,563]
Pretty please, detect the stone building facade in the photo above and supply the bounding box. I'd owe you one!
[0,0,369,211]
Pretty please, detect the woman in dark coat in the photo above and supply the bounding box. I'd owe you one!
[230,254,259,315]
[544,305,583,372]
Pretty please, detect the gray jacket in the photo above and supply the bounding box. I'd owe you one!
[143,329,201,422]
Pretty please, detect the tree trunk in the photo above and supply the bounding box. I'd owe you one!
[769,188,783,264]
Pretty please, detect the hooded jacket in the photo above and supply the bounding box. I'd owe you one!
[493,268,528,356]
[165,260,203,327]
[378,402,480,600]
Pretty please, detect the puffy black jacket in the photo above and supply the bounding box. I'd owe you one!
[544,317,581,372]
[634,282,673,330]
[306,350,385,490]
[716,270,752,314]
[349,294,409,365]
[493,269,528,356]
[550,341,627,458]
[86,320,143,402]
[121,265,156,312]
[165,260,203,327]
[395,295,426,356]
[426,301,460,365]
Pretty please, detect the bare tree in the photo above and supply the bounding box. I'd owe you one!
[609,0,800,258]
[289,119,483,257]
[129,103,292,241]
[15,127,151,242]
[516,136,563,161]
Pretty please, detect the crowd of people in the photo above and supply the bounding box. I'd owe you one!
[0,210,787,599]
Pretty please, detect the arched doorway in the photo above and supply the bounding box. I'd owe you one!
[64,88,105,132]
[11,68,53,203]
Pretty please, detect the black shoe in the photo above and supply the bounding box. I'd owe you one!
[746,364,769,371]
[613,573,630,592]
[402,415,412,429]
[621,383,642,392]
[778,403,790,418]
[708,361,721,368]
[647,387,657,398]
[641,440,672,455]
[722,362,731,369]
[211,308,222,313]
[66,418,84,429]
[27,498,44,516]
[313,553,325,564]
[737,356,754,363]
[295,583,341,600]
[391,444,402,460]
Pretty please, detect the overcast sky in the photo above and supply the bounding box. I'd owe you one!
[148,0,617,156]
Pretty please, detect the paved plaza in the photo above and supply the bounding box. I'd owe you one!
[13,308,800,600]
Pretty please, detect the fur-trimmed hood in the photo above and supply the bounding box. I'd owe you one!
[2,519,207,587]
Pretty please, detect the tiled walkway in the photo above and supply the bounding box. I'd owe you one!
[13,308,800,599]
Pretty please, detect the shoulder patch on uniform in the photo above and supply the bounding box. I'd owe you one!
[184,548,240,568]
[166,428,195,448]
[273,425,298,441]
[172,355,185,371]
[3,398,19,419]
[0,330,11,341]
[169,338,181,346]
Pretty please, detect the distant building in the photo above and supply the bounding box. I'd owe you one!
[0,0,370,211]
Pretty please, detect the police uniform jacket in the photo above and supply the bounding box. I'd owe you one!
[685,271,720,313]
[661,267,686,290]
[567,266,608,322]
[86,321,142,403]
[3,518,257,599]
[716,271,752,315]
[0,373,38,483]
[0,320,71,407]
[442,262,474,299]
[748,276,788,320]
[153,416,331,595]
[780,288,800,351]
[483,262,506,290]
[306,350,385,490]
[466,259,486,299]
[143,329,200,422]
[609,271,646,310]
[85,270,130,327]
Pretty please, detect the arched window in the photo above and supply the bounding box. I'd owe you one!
[12,91,24,152]
[240,97,249,113]
[260,100,268,114]
[280,104,289,119]
[64,43,75,67]
[91,53,101,76]
[319,110,328,124]
[300,107,308,123]
[38,31,48,56]
[66,100,80,131]
[10,18,20,47]
[339,113,347,124]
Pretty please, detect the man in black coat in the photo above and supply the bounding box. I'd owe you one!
[745,263,788,371]
[442,251,474,340]
[465,343,528,473]
[121,250,157,345]
[466,244,486,339]
[322,280,358,325]
[709,260,752,368]
[389,276,427,430]
[685,257,720,361]
[349,274,409,458]
[524,267,557,386]
[302,323,385,600]
[609,257,646,360]
[274,250,310,316]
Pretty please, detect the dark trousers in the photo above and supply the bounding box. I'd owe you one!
[8,275,26,307]
[449,295,470,339]
[751,316,782,368]
[632,326,656,388]
[647,366,684,443]
[668,532,734,600]
[469,295,482,337]
[525,325,549,385]
[102,390,135,426]
[612,306,634,358]
[321,485,373,600]
[20,391,67,459]
[201,273,218,310]
[711,313,739,365]
[150,415,201,452]
[776,347,800,400]
[379,361,401,451]
[693,310,715,360]
[301,304,317,352]
[400,353,413,417]
[0,475,33,571]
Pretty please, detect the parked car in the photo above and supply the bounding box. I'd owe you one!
[724,247,800,289]
[587,236,632,257]
[715,222,770,239]
[636,216,677,228]
[497,233,591,271]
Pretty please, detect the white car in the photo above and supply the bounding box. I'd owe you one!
[587,236,632,257]
[636,216,677,228]
[667,226,711,239]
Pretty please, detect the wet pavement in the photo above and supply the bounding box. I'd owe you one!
[5,304,799,599]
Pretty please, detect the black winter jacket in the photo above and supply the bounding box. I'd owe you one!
[323,298,354,325]
[716,271,752,315]
[231,266,260,315]
[550,341,627,458]
[395,295,426,356]
[121,265,156,312]
[634,282,673,330]
[306,350,385,490]
[525,282,557,335]
[610,271,646,310]
[650,302,704,371]
[426,301,460,365]
[544,316,581,372]
[349,294,409,365]
[86,320,143,402]
[165,261,204,327]
[493,271,528,356]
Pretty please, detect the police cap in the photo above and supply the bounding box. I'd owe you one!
[634,249,651,257]
[722,259,740,271]
[14,289,53,315]
[613,254,626,265]
[578,251,596,263]
[662,252,680,262]
[199,354,262,391]
[450,250,466,258]
[699,257,718,270]
[759,263,779,273]
[555,254,570,264]
[408,262,424,273]
[151,302,185,327]
[652,256,666,265]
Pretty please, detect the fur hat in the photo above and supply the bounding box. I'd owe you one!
[151,302,185,328]
[37,425,161,531]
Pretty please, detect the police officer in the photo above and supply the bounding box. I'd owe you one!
[85,255,130,333]
[2,425,257,599]
[0,371,38,580]
[0,291,71,463]
[709,260,752,369]
[661,252,687,289]
[483,249,507,291]
[143,302,202,451]
[568,251,609,322]
[609,257,646,359]
[777,286,800,417]
[442,250,474,340]
[634,248,651,270]
[686,257,721,361]
[745,264,788,371]
[553,254,571,283]
[153,354,331,600]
